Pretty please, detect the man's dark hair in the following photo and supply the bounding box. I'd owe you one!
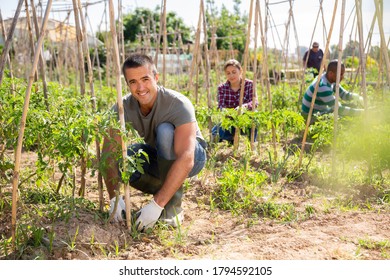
[122,53,158,77]
[327,59,345,74]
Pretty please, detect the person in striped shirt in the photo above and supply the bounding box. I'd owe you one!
[212,59,256,144]
[301,60,364,123]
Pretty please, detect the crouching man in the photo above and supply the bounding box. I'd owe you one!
[102,54,207,231]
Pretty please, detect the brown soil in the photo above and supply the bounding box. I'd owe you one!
[1,149,390,260]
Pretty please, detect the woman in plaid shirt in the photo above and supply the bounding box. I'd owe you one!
[212,59,256,144]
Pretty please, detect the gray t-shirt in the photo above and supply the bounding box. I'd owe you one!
[113,86,205,148]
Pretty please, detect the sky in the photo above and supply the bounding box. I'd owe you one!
[1,0,390,53]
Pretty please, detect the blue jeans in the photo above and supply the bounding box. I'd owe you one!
[212,124,257,144]
[127,123,207,215]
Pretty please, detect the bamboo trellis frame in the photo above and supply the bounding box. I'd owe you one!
[30,0,50,112]
[2,0,389,249]
[0,0,24,85]
[10,0,53,249]
[0,11,15,92]
[331,0,346,179]
[233,0,254,151]
[298,0,339,168]
[107,0,131,229]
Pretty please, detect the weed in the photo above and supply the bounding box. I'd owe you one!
[48,229,55,254]
[64,226,79,252]
[305,204,316,217]
[110,240,120,257]
[212,159,267,215]
[255,201,298,222]
[358,238,390,250]
[268,151,290,183]
[0,235,12,258]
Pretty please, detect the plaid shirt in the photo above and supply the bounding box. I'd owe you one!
[217,79,254,110]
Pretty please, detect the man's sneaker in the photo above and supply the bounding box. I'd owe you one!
[160,210,184,228]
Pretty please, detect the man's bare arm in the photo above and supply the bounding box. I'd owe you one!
[101,128,122,199]
[153,122,196,207]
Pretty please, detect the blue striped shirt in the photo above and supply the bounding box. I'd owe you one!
[301,73,358,116]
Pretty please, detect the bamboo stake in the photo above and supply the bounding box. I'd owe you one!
[0,0,24,85]
[233,0,254,151]
[11,0,53,249]
[290,3,300,82]
[264,0,277,159]
[298,0,339,168]
[162,0,167,86]
[298,1,322,108]
[107,0,131,229]
[24,0,37,81]
[250,0,260,152]
[355,0,367,109]
[0,11,15,92]
[188,0,203,102]
[154,3,163,67]
[30,0,50,112]
[71,0,88,197]
[210,27,220,84]
[354,0,372,178]
[282,0,293,86]
[76,0,104,209]
[200,0,213,141]
[87,8,103,89]
[331,0,346,179]
[117,0,125,64]
[319,0,328,52]
[374,0,390,84]
[257,0,268,154]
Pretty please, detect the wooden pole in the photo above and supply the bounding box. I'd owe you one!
[76,0,104,209]
[162,0,167,86]
[264,0,277,158]
[87,7,103,89]
[154,3,163,67]
[0,0,24,85]
[108,0,131,229]
[298,1,323,108]
[24,0,37,81]
[355,0,367,109]
[250,0,260,152]
[117,0,125,64]
[374,0,390,84]
[30,0,50,112]
[233,0,254,151]
[331,0,346,179]
[298,0,339,168]
[31,0,50,112]
[200,0,213,141]
[11,0,53,249]
[188,1,202,98]
[71,0,88,197]
[0,11,15,92]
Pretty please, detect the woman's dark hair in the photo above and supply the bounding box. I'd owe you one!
[223,59,242,71]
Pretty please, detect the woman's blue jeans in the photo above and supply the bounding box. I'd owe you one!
[211,124,257,144]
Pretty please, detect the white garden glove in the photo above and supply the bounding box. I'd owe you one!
[358,96,364,107]
[135,199,164,231]
[352,94,364,107]
[109,196,126,222]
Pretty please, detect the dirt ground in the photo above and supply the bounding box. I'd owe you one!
[2,149,390,260]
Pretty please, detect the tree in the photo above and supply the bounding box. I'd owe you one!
[343,40,360,58]
[329,44,339,60]
[206,0,248,58]
[122,7,192,49]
